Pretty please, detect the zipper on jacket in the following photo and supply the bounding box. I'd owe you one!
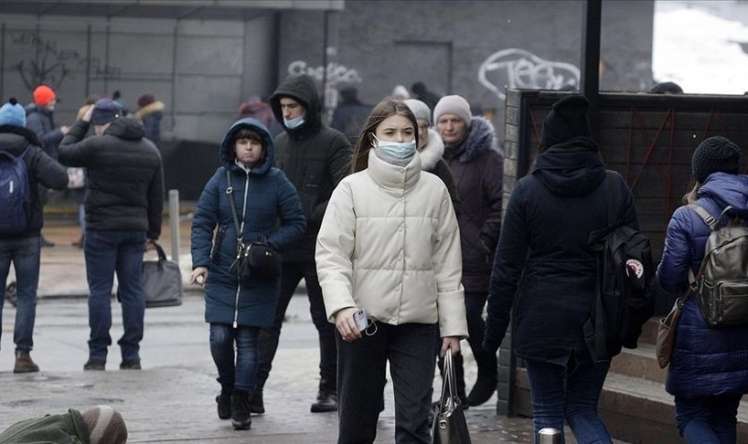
[397,170,407,323]
[233,169,251,329]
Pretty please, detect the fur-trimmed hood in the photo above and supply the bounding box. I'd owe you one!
[136,101,165,119]
[419,128,445,171]
[446,116,499,163]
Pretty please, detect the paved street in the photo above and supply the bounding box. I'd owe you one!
[1,293,537,443]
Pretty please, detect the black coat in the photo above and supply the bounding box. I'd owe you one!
[59,118,164,239]
[25,105,63,157]
[270,75,352,263]
[0,125,68,239]
[484,139,638,363]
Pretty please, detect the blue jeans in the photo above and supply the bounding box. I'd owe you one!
[210,323,259,393]
[0,237,41,353]
[675,394,741,443]
[84,229,146,362]
[526,354,611,444]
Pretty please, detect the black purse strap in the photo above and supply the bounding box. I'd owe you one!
[225,168,244,244]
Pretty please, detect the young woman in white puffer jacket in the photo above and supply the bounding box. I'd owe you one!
[316,99,467,444]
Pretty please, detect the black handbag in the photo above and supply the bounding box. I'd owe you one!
[142,242,183,308]
[432,349,471,444]
[225,169,280,284]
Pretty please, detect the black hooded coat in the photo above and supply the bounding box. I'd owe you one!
[270,75,352,263]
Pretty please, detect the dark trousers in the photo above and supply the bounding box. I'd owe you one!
[525,354,611,444]
[210,323,259,393]
[675,394,741,443]
[84,229,146,362]
[338,323,437,444]
[0,236,41,352]
[447,292,497,393]
[257,261,337,392]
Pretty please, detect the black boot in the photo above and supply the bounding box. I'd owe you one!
[310,390,337,413]
[249,386,265,414]
[216,388,232,420]
[231,390,252,430]
[467,352,498,407]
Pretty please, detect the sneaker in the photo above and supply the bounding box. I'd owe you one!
[310,390,337,413]
[83,358,106,371]
[119,359,141,370]
[13,351,39,373]
[71,235,84,249]
[231,390,252,430]
[41,237,55,248]
[216,391,232,420]
[249,388,265,415]
[467,375,498,407]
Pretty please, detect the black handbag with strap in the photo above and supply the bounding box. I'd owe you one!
[432,349,471,444]
[225,169,280,283]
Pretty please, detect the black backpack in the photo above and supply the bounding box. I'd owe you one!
[586,172,655,362]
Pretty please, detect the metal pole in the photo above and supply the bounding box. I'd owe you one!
[321,10,330,122]
[580,0,602,103]
[537,428,562,444]
[0,23,5,101]
[168,189,180,265]
[85,24,91,98]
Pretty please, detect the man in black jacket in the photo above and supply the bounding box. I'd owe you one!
[59,98,164,371]
[0,98,68,373]
[255,75,351,413]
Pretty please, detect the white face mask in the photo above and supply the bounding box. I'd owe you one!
[283,115,305,129]
[374,136,417,160]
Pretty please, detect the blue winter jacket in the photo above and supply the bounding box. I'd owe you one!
[657,172,748,397]
[191,118,306,328]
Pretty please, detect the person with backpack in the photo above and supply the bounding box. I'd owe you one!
[657,136,748,443]
[0,98,68,373]
[482,95,639,443]
[190,118,305,431]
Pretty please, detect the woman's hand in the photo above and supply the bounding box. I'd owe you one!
[441,336,461,356]
[335,307,363,342]
[191,267,208,287]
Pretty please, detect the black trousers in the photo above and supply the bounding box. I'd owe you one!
[337,322,437,444]
[257,261,337,392]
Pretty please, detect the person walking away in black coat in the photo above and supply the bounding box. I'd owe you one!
[253,75,352,414]
[135,94,164,147]
[330,86,371,145]
[483,95,638,443]
[411,81,440,110]
[59,98,164,372]
[0,98,68,373]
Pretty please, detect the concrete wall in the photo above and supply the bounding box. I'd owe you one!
[278,0,655,143]
[0,13,276,144]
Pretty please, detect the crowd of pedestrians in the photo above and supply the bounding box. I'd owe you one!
[1,76,747,444]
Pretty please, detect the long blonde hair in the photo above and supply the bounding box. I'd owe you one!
[683,182,701,205]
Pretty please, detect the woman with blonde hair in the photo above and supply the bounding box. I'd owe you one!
[317,99,466,443]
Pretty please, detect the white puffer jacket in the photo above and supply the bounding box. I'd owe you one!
[316,149,467,337]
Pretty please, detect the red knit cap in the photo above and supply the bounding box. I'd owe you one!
[33,85,56,106]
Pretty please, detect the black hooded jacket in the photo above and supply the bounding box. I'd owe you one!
[0,125,68,239]
[59,117,164,239]
[484,138,638,363]
[270,75,352,262]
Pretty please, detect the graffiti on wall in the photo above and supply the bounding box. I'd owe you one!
[9,30,122,93]
[478,48,580,102]
[287,60,362,110]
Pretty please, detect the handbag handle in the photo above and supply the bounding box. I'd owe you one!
[225,168,244,244]
[438,349,460,412]
[151,241,168,263]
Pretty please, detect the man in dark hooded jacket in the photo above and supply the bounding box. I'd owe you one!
[255,74,351,414]
[59,98,164,372]
[483,95,637,443]
[435,94,504,407]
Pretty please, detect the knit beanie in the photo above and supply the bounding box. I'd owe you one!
[91,98,121,125]
[0,98,26,127]
[81,406,127,444]
[33,85,56,107]
[433,95,471,125]
[404,99,431,125]
[540,95,592,148]
[692,136,741,183]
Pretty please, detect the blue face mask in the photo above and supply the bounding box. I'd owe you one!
[283,115,305,129]
[374,136,417,161]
